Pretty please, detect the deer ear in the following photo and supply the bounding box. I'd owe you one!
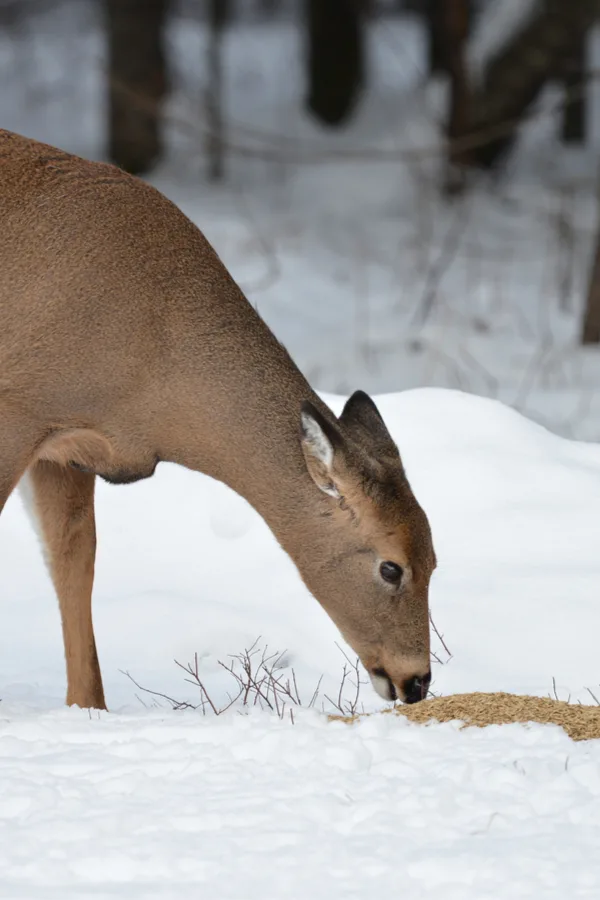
[339,390,399,459]
[300,402,344,498]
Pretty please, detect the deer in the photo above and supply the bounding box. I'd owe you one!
[0,129,436,712]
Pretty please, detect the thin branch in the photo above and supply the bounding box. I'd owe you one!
[429,611,453,661]
[586,686,600,706]
[120,669,197,711]
[413,200,471,327]
[175,654,220,715]
[104,63,600,167]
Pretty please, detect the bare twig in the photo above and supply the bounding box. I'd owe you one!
[586,686,600,706]
[121,669,197,711]
[175,654,243,715]
[323,644,366,716]
[430,611,453,661]
[413,198,472,327]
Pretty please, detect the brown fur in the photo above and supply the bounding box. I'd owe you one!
[0,129,436,709]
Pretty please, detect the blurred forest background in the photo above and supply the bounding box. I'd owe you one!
[3,0,600,438]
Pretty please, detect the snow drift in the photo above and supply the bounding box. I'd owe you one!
[1,387,600,897]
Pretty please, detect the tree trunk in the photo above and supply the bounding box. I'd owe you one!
[582,218,600,344]
[206,0,229,180]
[469,0,597,170]
[425,0,445,74]
[258,0,279,15]
[442,0,471,193]
[561,30,587,144]
[104,0,169,175]
[422,1,475,76]
[305,0,365,127]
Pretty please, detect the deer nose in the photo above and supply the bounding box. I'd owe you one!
[402,671,431,704]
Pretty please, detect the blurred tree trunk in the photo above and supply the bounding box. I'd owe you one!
[582,223,600,344]
[423,1,475,76]
[468,0,597,170]
[442,0,471,193]
[105,0,169,175]
[258,0,279,14]
[425,0,445,74]
[561,30,587,143]
[305,0,365,126]
[206,0,229,180]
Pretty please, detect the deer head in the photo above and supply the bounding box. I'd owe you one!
[299,391,435,704]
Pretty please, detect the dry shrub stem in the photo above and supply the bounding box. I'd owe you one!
[586,686,600,706]
[123,624,456,720]
[323,643,366,717]
[429,611,452,662]
[124,638,327,723]
[122,646,600,743]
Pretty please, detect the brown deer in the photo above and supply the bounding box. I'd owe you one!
[0,129,436,711]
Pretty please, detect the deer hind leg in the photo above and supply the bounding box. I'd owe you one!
[24,460,106,710]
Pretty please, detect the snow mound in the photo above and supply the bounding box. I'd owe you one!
[2,386,600,708]
[2,387,600,896]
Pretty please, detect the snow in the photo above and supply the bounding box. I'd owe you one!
[2,707,600,899]
[2,388,600,897]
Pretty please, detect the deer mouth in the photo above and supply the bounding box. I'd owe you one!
[369,667,431,704]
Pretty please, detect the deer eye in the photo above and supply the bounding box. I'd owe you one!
[379,561,403,586]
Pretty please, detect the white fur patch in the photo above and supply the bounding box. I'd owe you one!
[370,672,396,702]
[300,412,334,468]
[18,472,51,577]
[300,412,341,498]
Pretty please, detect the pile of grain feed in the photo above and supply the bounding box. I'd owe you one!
[336,692,600,742]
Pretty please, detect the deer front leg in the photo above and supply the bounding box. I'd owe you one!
[25,460,106,710]
[0,415,40,515]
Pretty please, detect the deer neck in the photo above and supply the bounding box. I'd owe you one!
[157,323,333,553]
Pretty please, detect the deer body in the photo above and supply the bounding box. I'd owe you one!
[0,129,435,711]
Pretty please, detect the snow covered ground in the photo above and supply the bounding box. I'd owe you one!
[2,389,600,897]
[2,706,600,899]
